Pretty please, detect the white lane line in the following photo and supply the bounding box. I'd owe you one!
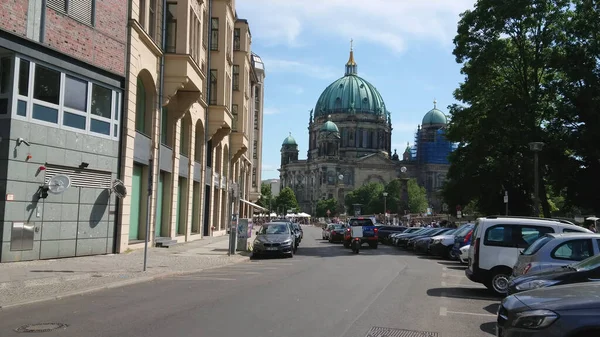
[225,267,278,270]
[171,277,237,281]
[441,281,476,288]
[446,310,496,318]
[442,272,464,278]
[202,271,262,275]
[439,307,447,316]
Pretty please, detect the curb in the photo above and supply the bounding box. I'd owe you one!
[0,255,250,310]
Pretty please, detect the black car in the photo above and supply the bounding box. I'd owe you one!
[397,228,437,248]
[508,253,600,295]
[376,226,408,243]
[328,224,346,243]
[252,222,296,258]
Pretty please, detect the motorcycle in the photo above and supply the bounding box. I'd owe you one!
[351,237,361,254]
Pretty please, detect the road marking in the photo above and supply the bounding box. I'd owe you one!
[202,271,262,275]
[442,272,464,278]
[441,281,475,288]
[171,276,236,281]
[439,307,496,318]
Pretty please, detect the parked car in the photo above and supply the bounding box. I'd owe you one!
[512,232,600,277]
[252,222,297,258]
[508,252,600,295]
[466,215,591,295]
[397,228,438,248]
[498,282,600,337]
[412,228,455,253]
[389,227,422,245]
[449,224,475,259]
[376,226,408,243]
[459,244,470,264]
[428,226,470,258]
[322,224,335,240]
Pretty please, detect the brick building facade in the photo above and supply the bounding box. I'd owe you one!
[0,0,127,262]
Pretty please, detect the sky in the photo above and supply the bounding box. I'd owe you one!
[235,0,475,180]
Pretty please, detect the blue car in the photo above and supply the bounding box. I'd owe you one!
[450,224,474,259]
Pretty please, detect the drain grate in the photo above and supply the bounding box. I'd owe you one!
[15,323,68,333]
[366,326,439,337]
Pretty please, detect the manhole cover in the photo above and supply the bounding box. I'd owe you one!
[366,326,439,337]
[15,323,68,333]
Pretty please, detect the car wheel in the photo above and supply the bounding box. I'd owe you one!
[487,269,511,295]
[448,247,458,260]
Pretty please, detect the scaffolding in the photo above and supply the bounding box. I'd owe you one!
[413,128,457,165]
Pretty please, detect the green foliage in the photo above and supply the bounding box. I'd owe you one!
[407,179,428,213]
[275,187,298,213]
[443,0,600,216]
[256,183,274,211]
[344,179,429,215]
[316,198,337,217]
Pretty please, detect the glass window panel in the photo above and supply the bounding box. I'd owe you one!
[16,100,27,116]
[63,111,86,129]
[32,103,58,123]
[91,84,112,118]
[33,64,60,104]
[0,57,10,94]
[113,124,118,137]
[18,59,30,96]
[114,93,119,120]
[0,98,7,115]
[64,75,88,111]
[90,118,111,135]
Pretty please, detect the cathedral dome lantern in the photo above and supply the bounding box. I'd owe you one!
[281,132,299,166]
[320,120,340,134]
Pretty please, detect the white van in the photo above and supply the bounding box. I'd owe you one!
[466,216,591,295]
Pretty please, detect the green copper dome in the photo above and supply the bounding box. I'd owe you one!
[282,133,297,146]
[422,101,447,125]
[320,120,339,133]
[313,50,387,118]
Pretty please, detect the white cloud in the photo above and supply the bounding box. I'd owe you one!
[237,0,474,53]
[262,57,338,80]
[263,107,280,115]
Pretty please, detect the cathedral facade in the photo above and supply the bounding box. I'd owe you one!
[279,48,455,215]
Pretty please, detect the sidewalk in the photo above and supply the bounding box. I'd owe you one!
[0,236,250,309]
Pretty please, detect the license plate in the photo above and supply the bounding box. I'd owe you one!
[266,247,278,251]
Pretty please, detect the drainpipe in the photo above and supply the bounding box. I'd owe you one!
[204,0,213,237]
[151,0,168,240]
[115,0,133,253]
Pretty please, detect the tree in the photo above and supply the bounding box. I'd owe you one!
[316,198,337,217]
[344,183,384,215]
[444,0,571,217]
[384,179,404,214]
[544,0,600,215]
[275,187,298,213]
[256,183,274,211]
[407,179,428,213]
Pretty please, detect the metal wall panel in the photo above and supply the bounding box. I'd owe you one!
[10,222,35,251]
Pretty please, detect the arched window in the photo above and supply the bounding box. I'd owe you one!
[135,78,146,133]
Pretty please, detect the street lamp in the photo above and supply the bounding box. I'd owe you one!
[528,142,544,217]
[383,192,388,223]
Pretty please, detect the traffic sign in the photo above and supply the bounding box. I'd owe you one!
[456,205,462,211]
[457,211,462,218]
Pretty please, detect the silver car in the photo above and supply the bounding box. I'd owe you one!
[513,233,600,277]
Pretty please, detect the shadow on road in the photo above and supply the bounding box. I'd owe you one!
[480,322,496,335]
[427,287,502,301]
[483,303,500,315]
[445,266,467,271]
[293,243,413,258]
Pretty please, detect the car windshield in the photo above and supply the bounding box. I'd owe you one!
[349,219,373,226]
[572,254,600,271]
[442,229,457,235]
[454,224,474,237]
[522,235,553,256]
[259,224,289,235]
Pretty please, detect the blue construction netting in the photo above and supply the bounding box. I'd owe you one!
[413,128,457,165]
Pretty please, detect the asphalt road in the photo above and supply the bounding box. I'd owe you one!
[0,226,501,337]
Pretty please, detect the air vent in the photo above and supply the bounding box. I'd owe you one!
[44,164,112,189]
[47,0,66,12]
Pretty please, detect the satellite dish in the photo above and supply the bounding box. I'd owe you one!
[400,167,407,173]
[111,179,127,198]
[47,174,71,194]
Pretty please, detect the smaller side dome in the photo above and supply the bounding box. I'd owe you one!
[320,120,339,133]
[282,132,297,146]
[422,99,447,125]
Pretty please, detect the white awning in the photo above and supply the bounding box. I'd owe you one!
[240,199,269,212]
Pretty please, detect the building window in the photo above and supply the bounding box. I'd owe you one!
[209,69,217,105]
[0,57,12,116]
[253,140,257,159]
[231,104,238,131]
[254,112,259,130]
[232,65,239,91]
[252,168,257,188]
[135,78,146,133]
[13,57,121,139]
[165,3,177,53]
[210,18,219,50]
[202,10,208,48]
[234,28,240,51]
[138,0,146,28]
[47,0,95,26]
[148,0,156,39]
